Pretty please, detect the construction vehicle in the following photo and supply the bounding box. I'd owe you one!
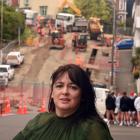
[49,30,65,50]
[88,17,103,40]
[23,9,38,26]
[55,13,88,32]
[72,17,88,32]
[56,0,88,32]
[59,0,81,16]
[72,33,88,52]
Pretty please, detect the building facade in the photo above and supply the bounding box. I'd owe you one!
[133,0,140,48]
[116,0,127,24]
[18,0,73,18]
[132,0,140,93]
[127,0,134,17]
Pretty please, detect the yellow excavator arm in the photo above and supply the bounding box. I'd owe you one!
[59,0,81,16]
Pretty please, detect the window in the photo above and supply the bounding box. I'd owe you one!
[56,15,69,21]
[40,6,48,16]
[24,0,29,7]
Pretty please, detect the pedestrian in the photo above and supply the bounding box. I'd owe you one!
[119,91,131,126]
[115,92,122,124]
[129,92,137,126]
[105,92,116,126]
[134,93,140,127]
[13,64,113,140]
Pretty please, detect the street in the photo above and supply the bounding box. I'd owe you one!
[0,113,140,140]
[115,49,134,93]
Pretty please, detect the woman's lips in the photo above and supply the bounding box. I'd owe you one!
[60,98,70,102]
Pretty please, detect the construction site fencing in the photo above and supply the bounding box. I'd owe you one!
[0,81,51,115]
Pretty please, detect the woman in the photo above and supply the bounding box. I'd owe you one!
[119,91,131,126]
[105,92,116,126]
[13,64,113,140]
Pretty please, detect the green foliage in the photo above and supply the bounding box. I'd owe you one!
[133,70,140,79]
[131,48,140,78]
[61,7,75,14]
[0,4,25,41]
[74,0,112,23]
[117,21,125,27]
[21,26,32,41]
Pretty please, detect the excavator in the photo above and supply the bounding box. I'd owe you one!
[88,17,104,41]
[58,0,81,16]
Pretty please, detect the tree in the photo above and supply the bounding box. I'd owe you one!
[0,3,25,41]
[74,0,112,23]
[132,48,140,79]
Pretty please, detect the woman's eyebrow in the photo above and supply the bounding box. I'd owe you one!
[54,81,63,84]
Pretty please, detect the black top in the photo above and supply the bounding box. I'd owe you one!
[13,112,113,140]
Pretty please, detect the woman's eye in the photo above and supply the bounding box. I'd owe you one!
[70,85,79,90]
[55,84,63,88]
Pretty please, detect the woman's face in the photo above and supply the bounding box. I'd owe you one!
[52,72,81,117]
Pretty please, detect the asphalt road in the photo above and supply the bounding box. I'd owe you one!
[0,113,140,140]
[115,49,134,93]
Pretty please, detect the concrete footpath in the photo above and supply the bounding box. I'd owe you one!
[0,113,140,140]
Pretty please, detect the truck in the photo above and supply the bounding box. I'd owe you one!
[6,51,24,66]
[0,65,15,80]
[56,0,88,32]
[88,17,103,40]
[55,13,88,32]
[23,9,38,26]
[72,17,88,32]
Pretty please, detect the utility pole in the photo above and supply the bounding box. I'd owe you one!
[18,26,21,46]
[110,0,116,90]
[0,0,4,64]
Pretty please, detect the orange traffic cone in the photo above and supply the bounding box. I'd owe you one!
[4,97,11,114]
[38,98,46,113]
[17,99,28,115]
[17,99,24,114]
[23,103,28,114]
[17,104,24,114]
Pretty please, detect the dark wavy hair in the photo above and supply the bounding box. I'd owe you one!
[48,64,100,120]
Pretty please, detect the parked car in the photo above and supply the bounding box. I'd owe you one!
[0,65,15,80]
[115,38,134,49]
[6,51,24,66]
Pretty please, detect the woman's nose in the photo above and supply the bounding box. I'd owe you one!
[62,86,69,95]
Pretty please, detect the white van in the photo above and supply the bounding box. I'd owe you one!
[6,51,24,66]
[94,87,109,116]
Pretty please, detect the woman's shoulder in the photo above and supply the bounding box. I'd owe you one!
[24,112,54,128]
[82,117,113,140]
[81,117,106,131]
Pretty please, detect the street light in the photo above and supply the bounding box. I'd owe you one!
[110,0,116,90]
